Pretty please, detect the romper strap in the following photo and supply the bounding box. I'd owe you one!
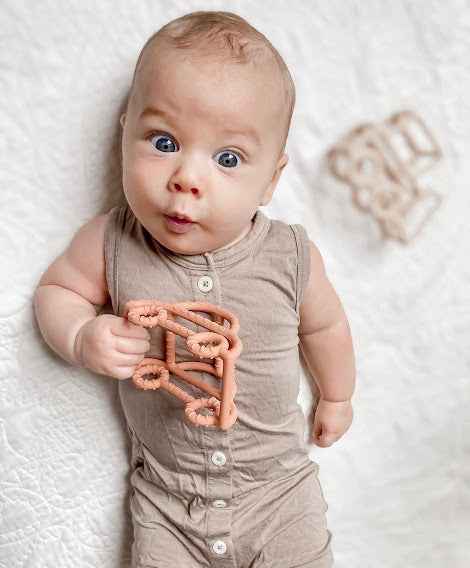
[289,224,311,314]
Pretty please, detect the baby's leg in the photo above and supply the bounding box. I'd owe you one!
[130,484,211,568]
[233,465,333,568]
[246,510,333,568]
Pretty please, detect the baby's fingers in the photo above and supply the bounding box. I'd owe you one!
[112,318,151,340]
[313,428,338,448]
[312,417,341,447]
[114,335,151,356]
[112,352,147,380]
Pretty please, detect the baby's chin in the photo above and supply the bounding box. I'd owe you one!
[149,223,251,256]
[154,234,224,256]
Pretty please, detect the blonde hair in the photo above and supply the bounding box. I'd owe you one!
[127,11,295,152]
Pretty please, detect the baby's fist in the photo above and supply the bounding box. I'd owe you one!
[74,314,150,379]
[311,398,354,448]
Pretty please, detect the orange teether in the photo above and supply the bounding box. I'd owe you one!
[124,300,243,430]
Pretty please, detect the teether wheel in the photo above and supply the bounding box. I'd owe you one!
[186,332,229,359]
[132,362,169,390]
[184,397,220,426]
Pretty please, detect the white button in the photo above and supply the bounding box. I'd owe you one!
[212,540,227,555]
[211,451,226,466]
[197,275,213,292]
[212,499,227,508]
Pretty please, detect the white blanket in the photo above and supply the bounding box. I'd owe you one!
[2,1,469,566]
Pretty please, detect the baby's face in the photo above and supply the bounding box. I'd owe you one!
[120,46,288,255]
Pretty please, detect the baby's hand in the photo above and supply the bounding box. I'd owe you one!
[74,314,151,379]
[310,398,354,448]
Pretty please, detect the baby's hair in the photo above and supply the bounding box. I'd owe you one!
[127,11,295,152]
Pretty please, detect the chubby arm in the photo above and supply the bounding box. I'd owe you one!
[299,241,356,447]
[34,215,150,378]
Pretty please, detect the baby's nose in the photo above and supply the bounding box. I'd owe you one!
[173,182,199,196]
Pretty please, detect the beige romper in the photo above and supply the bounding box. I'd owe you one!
[105,205,333,568]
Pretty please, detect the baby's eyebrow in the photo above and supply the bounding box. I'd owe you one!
[139,106,261,150]
[221,126,261,150]
[140,106,180,132]
[140,107,167,121]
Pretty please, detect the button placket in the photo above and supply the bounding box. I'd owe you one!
[204,430,234,559]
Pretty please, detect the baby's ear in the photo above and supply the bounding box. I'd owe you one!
[260,153,289,206]
[120,114,126,128]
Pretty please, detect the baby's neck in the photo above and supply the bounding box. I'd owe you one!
[210,220,253,253]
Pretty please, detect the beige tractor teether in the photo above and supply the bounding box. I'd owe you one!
[328,110,443,243]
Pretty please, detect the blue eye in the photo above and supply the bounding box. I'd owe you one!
[214,151,240,168]
[150,134,178,152]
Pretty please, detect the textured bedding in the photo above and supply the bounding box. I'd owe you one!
[1,1,469,566]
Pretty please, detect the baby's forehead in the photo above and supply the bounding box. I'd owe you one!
[141,39,277,76]
[134,43,285,105]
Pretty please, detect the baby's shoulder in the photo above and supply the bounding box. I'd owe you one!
[38,213,110,308]
[68,214,109,280]
[70,213,109,254]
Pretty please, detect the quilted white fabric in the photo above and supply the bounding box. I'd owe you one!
[1,1,469,566]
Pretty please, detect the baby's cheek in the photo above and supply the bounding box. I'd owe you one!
[126,163,152,193]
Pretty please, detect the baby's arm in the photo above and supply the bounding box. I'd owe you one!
[34,215,150,379]
[299,241,355,447]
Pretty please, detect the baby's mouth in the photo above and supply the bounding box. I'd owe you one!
[164,214,196,234]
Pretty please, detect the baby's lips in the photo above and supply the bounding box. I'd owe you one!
[165,215,196,234]
[167,210,194,223]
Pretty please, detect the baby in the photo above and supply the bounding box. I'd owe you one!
[34,11,355,568]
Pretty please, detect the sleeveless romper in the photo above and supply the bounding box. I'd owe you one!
[104,205,333,568]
